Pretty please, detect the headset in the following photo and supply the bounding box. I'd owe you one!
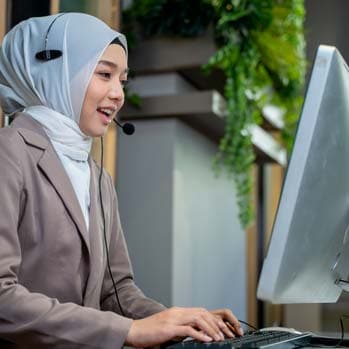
[35,14,135,316]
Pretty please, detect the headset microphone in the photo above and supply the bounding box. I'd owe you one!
[113,119,135,135]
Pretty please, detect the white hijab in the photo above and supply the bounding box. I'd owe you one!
[0,13,127,229]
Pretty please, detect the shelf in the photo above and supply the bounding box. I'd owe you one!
[120,90,287,166]
[128,37,284,131]
[129,35,216,74]
[129,35,226,93]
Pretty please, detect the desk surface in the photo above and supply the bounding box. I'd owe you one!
[307,334,349,348]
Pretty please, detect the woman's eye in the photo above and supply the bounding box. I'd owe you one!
[98,72,111,79]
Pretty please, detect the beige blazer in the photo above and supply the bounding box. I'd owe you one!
[0,114,165,349]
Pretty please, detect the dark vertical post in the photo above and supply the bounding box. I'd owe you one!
[257,163,265,328]
[9,0,50,29]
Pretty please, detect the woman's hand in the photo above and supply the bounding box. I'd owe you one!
[210,308,244,338]
[125,306,242,348]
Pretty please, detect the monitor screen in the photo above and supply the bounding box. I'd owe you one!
[257,45,349,304]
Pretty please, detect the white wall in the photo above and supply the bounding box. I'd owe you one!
[172,120,246,318]
[117,118,246,319]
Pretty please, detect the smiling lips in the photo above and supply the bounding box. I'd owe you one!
[97,107,116,125]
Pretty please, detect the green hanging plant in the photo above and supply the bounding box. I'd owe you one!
[122,0,306,228]
[204,0,306,227]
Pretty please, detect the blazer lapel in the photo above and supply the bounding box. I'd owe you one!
[83,160,106,305]
[12,115,91,255]
[38,150,91,254]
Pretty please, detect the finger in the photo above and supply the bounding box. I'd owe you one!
[217,320,235,338]
[205,313,227,339]
[173,308,224,340]
[177,325,213,343]
[227,321,243,336]
[212,309,243,336]
[192,317,223,342]
[201,311,226,341]
[183,309,223,341]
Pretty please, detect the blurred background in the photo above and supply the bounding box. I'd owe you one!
[0,0,348,336]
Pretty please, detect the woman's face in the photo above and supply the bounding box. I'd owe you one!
[79,44,128,137]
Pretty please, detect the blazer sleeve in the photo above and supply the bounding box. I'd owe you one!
[0,131,132,349]
[100,174,167,318]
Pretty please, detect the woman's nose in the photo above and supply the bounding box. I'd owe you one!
[108,81,124,100]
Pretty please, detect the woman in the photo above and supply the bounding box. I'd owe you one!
[0,13,242,349]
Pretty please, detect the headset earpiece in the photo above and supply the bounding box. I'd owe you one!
[35,13,65,62]
[35,50,62,61]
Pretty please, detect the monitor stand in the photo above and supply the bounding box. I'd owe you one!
[336,278,349,292]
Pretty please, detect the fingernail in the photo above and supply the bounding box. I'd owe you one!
[214,334,221,341]
[239,328,244,335]
[228,329,234,337]
[204,335,212,342]
[220,332,224,340]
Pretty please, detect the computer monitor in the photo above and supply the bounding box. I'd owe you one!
[257,45,349,304]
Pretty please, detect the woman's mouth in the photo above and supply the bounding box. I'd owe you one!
[97,107,114,125]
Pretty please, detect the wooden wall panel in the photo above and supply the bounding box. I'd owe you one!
[246,165,258,327]
[0,0,6,41]
[97,0,120,29]
[50,0,60,14]
[0,0,6,127]
[264,164,284,326]
[246,163,285,328]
